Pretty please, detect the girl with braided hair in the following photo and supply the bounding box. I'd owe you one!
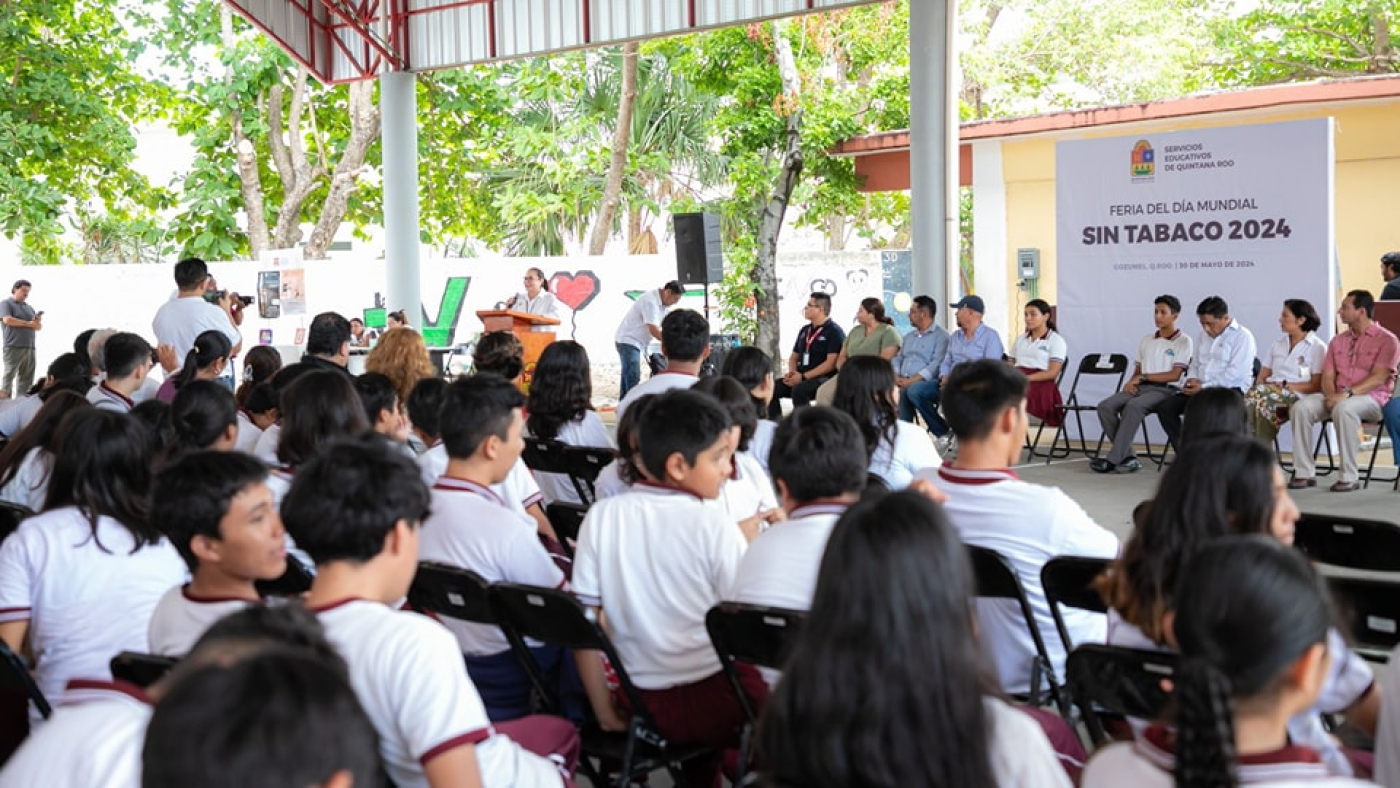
[1083,537,1368,787]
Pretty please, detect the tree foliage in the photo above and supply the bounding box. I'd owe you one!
[1210,0,1399,85]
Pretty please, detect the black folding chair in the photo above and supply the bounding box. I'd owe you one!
[254,557,314,598]
[0,641,50,719]
[490,583,712,788]
[1065,644,1177,746]
[1040,556,1110,654]
[705,603,805,784]
[966,545,1064,714]
[1293,513,1400,573]
[1045,353,1129,464]
[110,652,178,689]
[0,501,34,544]
[407,562,496,625]
[1326,577,1400,663]
[521,439,616,505]
[544,502,589,559]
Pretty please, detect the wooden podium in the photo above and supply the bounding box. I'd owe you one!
[476,310,559,387]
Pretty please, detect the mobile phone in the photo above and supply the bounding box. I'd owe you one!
[34,311,43,318]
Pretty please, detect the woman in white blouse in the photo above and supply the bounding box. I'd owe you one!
[1244,299,1326,441]
[525,340,613,504]
[504,267,562,321]
[1011,299,1068,427]
[832,356,940,489]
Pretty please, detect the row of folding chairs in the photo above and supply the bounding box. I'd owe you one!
[520,438,616,559]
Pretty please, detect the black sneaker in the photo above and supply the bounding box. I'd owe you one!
[1117,458,1144,473]
[1090,458,1115,474]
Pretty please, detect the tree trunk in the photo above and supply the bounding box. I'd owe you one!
[305,79,381,258]
[223,7,269,257]
[270,70,320,250]
[587,42,639,256]
[755,22,803,369]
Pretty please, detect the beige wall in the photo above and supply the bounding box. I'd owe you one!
[991,100,1400,332]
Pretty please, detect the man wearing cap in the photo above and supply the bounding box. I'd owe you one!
[928,295,1004,442]
[0,280,41,398]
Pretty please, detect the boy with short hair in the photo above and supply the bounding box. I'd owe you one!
[728,406,868,611]
[147,451,288,656]
[355,371,411,445]
[88,332,153,413]
[408,376,450,483]
[420,375,569,720]
[283,434,577,788]
[572,388,759,786]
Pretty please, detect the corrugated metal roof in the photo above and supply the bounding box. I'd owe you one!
[225,0,884,83]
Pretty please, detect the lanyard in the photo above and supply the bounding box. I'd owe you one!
[803,324,824,353]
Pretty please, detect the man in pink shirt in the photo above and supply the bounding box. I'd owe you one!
[1289,289,1400,492]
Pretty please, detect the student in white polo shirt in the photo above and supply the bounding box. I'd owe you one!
[1083,538,1370,788]
[833,356,941,489]
[0,604,350,788]
[147,451,287,656]
[918,359,1119,696]
[87,332,155,414]
[693,375,782,533]
[729,406,867,611]
[284,434,578,788]
[614,308,710,423]
[0,409,187,722]
[572,389,759,788]
[1093,294,1193,473]
[420,374,570,721]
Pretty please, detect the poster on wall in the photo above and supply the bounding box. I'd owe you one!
[1055,118,1336,444]
[260,248,306,316]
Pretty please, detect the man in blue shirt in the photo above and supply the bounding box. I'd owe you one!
[893,295,949,428]
[928,295,1005,439]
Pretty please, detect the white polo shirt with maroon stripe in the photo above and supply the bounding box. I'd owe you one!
[917,464,1120,695]
[313,598,562,787]
[420,477,566,656]
[0,679,151,787]
[572,482,747,689]
[147,585,259,657]
[1081,724,1371,787]
[728,502,849,611]
[1137,329,1193,376]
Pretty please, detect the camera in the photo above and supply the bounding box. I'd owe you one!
[204,290,255,308]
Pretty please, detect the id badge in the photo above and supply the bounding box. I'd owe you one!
[801,353,810,366]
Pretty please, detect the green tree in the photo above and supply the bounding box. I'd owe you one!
[1211,0,1398,85]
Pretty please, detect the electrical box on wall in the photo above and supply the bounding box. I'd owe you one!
[1018,248,1041,280]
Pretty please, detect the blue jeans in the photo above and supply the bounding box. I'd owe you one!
[1384,397,1400,465]
[900,378,947,436]
[616,343,641,399]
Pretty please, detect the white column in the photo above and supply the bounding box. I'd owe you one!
[381,71,422,322]
[972,141,1010,339]
[909,0,959,325]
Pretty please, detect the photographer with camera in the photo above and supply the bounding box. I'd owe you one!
[152,257,244,389]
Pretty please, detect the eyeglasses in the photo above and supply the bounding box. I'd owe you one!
[804,303,818,309]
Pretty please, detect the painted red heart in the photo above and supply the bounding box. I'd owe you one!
[550,270,601,312]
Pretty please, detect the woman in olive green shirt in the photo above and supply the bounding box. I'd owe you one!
[816,297,902,405]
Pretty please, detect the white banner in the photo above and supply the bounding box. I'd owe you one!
[1055,118,1336,446]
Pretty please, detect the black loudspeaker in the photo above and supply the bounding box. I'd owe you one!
[674,212,724,285]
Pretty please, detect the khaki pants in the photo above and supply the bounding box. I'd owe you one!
[1289,392,1382,483]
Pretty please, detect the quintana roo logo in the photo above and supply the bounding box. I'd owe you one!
[1131,140,1155,182]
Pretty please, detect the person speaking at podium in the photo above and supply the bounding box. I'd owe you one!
[504,267,562,321]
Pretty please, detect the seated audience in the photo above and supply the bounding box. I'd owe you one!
[728,406,867,611]
[1011,299,1067,427]
[1093,295,1193,474]
[285,434,579,788]
[130,400,175,465]
[0,390,90,511]
[0,603,345,788]
[148,451,285,656]
[1179,386,1248,450]
[760,490,1071,788]
[693,375,782,531]
[1153,295,1256,450]
[1293,289,1400,492]
[0,352,91,438]
[88,332,155,413]
[615,308,709,422]
[234,344,282,408]
[160,380,240,467]
[891,295,949,429]
[365,325,436,405]
[155,329,231,403]
[1099,434,1375,776]
[719,345,777,469]
[930,295,1005,444]
[407,376,450,483]
[832,356,941,489]
[0,409,187,720]
[592,392,654,500]
[420,374,570,721]
[572,389,756,787]
[920,359,1118,695]
[1243,298,1325,441]
[235,381,278,455]
[142,648,382,788]
[770,291,846,418]
[814,297,903,405]
[272,370,371,505]
[1083,538,1370,788]
[354,372,411,446]
[525,340,614,505]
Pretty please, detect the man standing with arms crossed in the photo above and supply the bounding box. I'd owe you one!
[0,280,40,399]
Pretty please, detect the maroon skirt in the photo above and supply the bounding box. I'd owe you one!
[1018,367,1064,426]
